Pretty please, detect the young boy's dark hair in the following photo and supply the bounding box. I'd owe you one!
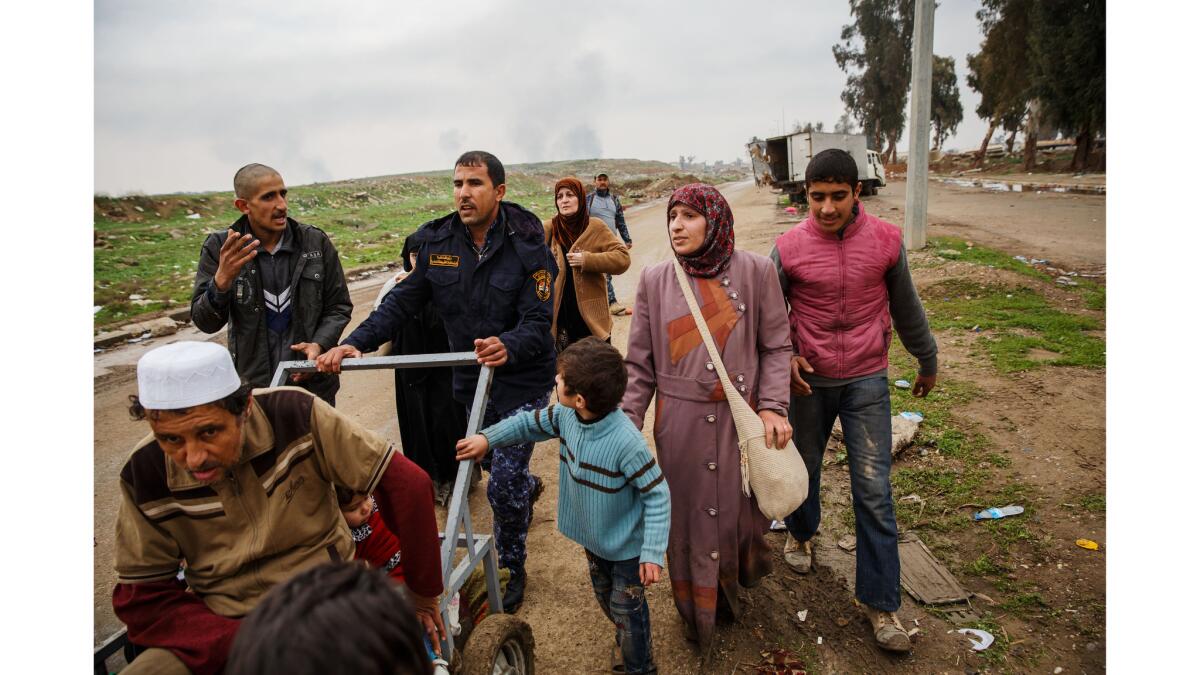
[805,148,860,188]
[557,336,627,414]
[226,562,432,675]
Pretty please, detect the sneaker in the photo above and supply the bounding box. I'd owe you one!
[769,519,788,532]
[609,302,628,315]
[502,566,527,614]
[863,606,912,652]
[783,533,813,574]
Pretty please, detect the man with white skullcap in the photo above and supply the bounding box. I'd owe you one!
[112,341,445,675]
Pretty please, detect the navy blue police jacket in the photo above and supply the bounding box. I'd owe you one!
[343,201,557,414]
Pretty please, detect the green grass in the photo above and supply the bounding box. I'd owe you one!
[1077,491,1106,513]
[923,278,1105,371]
[963,553,1007,577]
[1000,591,1049,617]
[928,235,1107,312]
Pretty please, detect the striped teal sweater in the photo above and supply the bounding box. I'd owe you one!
[482,404,670,566]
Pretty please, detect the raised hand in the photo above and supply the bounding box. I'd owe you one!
[213,229,259,292]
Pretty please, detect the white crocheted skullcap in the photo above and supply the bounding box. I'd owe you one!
[137,341,242,410]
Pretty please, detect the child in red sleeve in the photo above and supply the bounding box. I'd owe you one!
[338,487,406,585]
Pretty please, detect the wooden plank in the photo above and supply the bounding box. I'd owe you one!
[897,532,970,605]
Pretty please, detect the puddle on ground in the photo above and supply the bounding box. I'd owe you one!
[936,177,1105,195]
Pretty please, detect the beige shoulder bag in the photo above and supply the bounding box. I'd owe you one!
[672,259,809,521]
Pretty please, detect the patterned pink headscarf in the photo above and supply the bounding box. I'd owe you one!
[667,183,735,278]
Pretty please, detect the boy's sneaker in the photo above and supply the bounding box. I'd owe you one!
[863,606,912,652]
[783,533,813,574]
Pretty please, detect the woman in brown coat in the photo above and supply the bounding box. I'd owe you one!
[621,183,793,653]
[543,176,631,351]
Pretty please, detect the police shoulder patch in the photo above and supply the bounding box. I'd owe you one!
[532,269,552,301]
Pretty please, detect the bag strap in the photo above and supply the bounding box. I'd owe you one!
[672,260,758,496]
[671,260,742,403]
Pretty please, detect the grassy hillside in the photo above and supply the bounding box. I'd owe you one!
[93,159,746,330]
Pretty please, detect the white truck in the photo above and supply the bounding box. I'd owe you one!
[750,131,886,203]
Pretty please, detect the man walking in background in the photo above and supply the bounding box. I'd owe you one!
[587,172,633,315]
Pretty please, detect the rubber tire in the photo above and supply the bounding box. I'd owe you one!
[461,613,536,675]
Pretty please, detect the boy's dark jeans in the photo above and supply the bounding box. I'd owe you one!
[783,376,902,612]
[585,551,656,674]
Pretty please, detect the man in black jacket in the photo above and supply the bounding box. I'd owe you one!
[191,164,352,405]
[318,151,556,613]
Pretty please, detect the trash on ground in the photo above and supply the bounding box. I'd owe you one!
[784,206,798,214]
[972,325,981,332]
[185,213,202,219]
[817,637,823,645]
[899,493,924,503]
[899,411,924,422]
[755,648,808,675]
[974,505,1025,521]
[1075,538,1100,551]
[837,535,857,552]
[1054,668,1064,674]
[894,379,911,389]
[1056,276,1079,286]
[898,532,970,605]
[937,249,961,257]
[956,628,994,651]
[93,305,103,315]
[891,412,922,456]
[796,609,808,622]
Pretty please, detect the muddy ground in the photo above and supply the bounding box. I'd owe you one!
[93,177,1106,673]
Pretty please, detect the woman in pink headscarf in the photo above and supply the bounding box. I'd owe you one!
[621,183,793,652]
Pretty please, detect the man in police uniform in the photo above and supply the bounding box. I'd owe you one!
[318,151,556,613]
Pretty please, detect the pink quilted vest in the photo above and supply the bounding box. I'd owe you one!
[775,203,902,379]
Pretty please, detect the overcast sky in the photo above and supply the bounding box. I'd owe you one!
[95,0,991,195]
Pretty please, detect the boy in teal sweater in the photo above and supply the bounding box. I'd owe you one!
[457,337,670,674]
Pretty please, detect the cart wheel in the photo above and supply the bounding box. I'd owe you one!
[460,613,535,675]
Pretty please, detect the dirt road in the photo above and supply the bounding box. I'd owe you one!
[94,177,1105,673]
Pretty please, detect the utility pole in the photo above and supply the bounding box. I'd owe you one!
[904,0,935,250]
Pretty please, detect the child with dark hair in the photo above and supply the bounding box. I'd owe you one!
[456,337,670,674]
[336,486,407,586]
[226,562,432,675]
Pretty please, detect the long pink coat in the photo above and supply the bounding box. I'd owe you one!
[621,249,792,651]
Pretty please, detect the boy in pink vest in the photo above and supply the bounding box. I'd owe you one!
[770,149,938,652]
